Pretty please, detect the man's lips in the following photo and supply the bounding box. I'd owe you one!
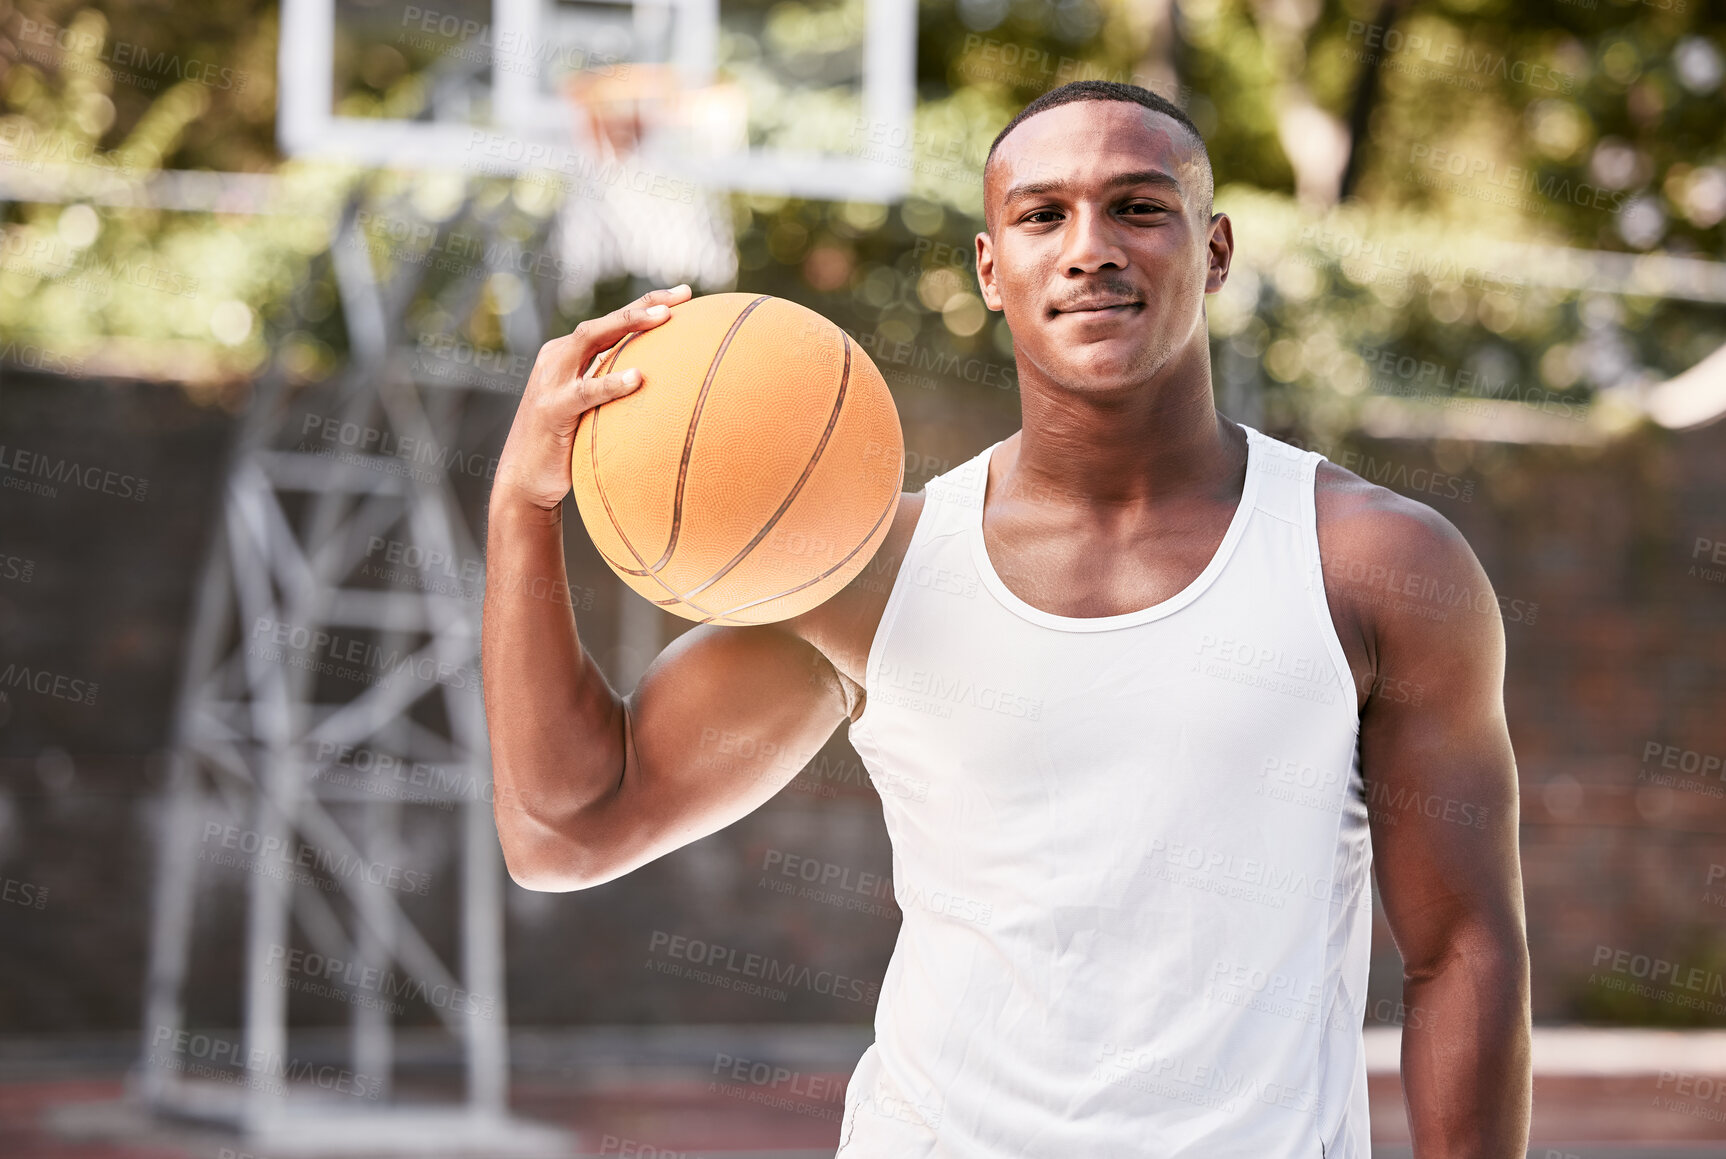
[1051,300,1143,315]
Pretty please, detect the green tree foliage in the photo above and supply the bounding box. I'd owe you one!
[1,0,1721,442]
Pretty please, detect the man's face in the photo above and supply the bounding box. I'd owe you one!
[977,101,1231,395]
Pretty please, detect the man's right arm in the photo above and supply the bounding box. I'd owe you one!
[481,286,865,892]
[484,499,856,890]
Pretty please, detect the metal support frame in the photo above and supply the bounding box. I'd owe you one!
[138,185,573,1156]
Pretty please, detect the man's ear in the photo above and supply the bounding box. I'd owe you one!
[977,231,1003,311]
[1205,212,1234,295]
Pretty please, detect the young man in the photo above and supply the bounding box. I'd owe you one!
[483,81,1531,1158]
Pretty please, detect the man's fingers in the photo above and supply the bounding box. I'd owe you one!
[566,283,693,367]
[502,287,687,510]
[635,283,694,311]
[574,367,644,412]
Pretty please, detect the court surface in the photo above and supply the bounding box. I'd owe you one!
[3,1026,1722,1157]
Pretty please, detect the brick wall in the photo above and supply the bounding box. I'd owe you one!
[3,367,1722,1031]
[1339,422,1726,1025]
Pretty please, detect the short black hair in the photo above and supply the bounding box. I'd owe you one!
[984,80,1214,215]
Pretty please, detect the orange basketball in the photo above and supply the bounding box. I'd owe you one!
[570,293,904,625]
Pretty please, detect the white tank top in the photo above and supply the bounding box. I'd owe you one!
[838,424,1372,1159]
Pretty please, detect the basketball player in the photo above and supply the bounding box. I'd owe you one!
[483,81,1531,1157]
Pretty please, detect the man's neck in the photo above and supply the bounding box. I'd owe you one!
[1003,347,1242,515]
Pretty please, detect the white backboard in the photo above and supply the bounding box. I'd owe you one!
[279,0,917,202]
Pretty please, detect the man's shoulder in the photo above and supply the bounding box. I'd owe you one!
[1313,457,1501,647]
[1315,457,1469,560]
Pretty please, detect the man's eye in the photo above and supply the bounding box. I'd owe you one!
[1123,203,1167,215]
[1024,210,1062,223]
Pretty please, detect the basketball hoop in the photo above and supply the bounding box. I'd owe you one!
[563,67,748,165]
[278,0,917,201]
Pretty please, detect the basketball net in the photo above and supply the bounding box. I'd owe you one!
[552,67,743,297]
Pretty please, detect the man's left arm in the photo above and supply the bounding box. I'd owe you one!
[1350,501,1532,1157]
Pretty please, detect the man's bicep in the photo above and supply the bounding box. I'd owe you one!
[1357,515,1526,974]
[593,622,853,878]
[1365,699,1524,974]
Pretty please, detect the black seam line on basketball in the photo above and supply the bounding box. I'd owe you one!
[591,544,650,577]
[677,331,853,604]
[711,476,900,624]
[588,327,725,616]
[651,294,771,573]
[589,392,725,618]
[587,328,653,575]
[586,331,652,580]
[601,329,642,376]
[711,480,904,625]
[592,547,720,618]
